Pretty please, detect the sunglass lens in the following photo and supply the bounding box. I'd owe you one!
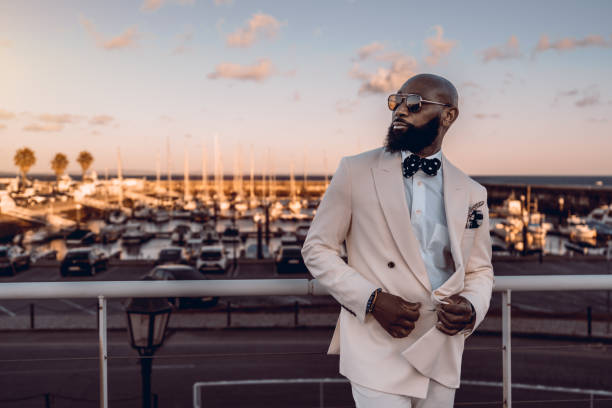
[405,95,421,113]
[388,95,400,110]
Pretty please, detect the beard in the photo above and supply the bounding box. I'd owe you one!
[384,115,441,154]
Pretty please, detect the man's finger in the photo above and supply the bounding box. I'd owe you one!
[441,302,471,315]
[390,324,411,338]
[436,321,460,336]
[393,319,415,331]
[437,310,466,330]
[398,307,420,321]
[438,308,472,324]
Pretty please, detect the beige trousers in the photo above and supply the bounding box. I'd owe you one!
[351,380,456,408]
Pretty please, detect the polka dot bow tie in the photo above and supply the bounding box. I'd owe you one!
[402,153,441,178]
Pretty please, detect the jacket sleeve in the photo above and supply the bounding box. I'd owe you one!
[301,157,378,323]
[460,188,494,337]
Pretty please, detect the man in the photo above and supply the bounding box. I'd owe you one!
[302,73,494,407]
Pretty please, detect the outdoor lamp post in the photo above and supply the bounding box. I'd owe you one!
[76,203,82,228]
[126,296,172,408]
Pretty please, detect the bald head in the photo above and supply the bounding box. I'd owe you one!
[400,74,458,107]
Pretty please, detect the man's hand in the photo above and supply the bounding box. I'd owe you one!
[435,295,475,336]
[371,292,421,338]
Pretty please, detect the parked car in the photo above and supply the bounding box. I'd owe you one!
[0,246,30,275]
[196,245,228,273]
[144,264,219,309]
[66,229,97,247]
[243,243,272,259]
[155,247,187,266]
[60,247,108,276]
[275,245,306,274]
[295,223,310,244]
[171,224,191,245]
[202,230,221,246]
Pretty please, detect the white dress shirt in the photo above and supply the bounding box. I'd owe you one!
[400,150,454,290]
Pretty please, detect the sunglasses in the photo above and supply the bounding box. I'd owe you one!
[387,94,452,113]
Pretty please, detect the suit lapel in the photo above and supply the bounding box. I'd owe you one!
[371,149,431,292]
[442,154,469,272]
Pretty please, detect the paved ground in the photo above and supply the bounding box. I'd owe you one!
[1,329,612,408]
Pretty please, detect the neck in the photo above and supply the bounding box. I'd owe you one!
[414,145,441,158]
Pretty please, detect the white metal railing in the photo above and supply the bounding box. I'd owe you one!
[2,275,612,408]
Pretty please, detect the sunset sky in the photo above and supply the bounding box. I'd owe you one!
[0,0,611,176]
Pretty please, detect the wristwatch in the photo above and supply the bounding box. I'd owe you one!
[366,288,382,314]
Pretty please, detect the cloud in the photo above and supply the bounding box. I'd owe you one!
[226,13,284,48]
[37,113,79,124]
[587,117,608,123]
[172,27,194,55]
[159,115,174,122]
[214,0,233,4]
[335,99,359,114]
[291,91,301,102]
[474,113,501,119]
[350,55,418,95]
[461,81,482,89]
[553,86,602,107]
[141,0,195,11]
[575,90,601,107]
[23,123,64,132]
[79,15,138,50]
[141,0,164,11]
[481,35,521,62]
[424,26,457,65]
[0,124,6,130]
[90,115,114,126]
[553,89,579,103]
[0,40,11,49]
[534,34,612,54]
[91,130,101,135]
[207,58,274,81]
[0,109,16,120]
[356,42,385,60]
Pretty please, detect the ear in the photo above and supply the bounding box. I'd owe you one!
[441,107,459,127]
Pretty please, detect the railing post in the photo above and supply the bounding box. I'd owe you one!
[98,295,108,408]
[587,306,592,338]
[319,381,324,408]
[30,303,35,330]
[502,289,512,408]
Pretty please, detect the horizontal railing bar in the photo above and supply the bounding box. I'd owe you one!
[1,275,612,300]
[0,279,326,300]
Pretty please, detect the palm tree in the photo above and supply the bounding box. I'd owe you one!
[51,153,69,187]
[76,151,94,181]
[13,147,36,189]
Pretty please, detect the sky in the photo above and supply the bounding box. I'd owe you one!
[0,0,611,176]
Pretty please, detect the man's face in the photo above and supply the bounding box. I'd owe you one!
[383,81,444,154]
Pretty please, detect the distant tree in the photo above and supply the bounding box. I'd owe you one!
[13,147,36,188]
[51,153,69,186]
[76,151,94,180]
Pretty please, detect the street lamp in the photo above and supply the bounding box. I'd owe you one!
[125,296,172,408]
[76,203,82,228]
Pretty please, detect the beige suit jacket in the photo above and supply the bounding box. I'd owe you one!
[301,147,494,398]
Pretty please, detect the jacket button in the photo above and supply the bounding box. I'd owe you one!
[387,261,395,268]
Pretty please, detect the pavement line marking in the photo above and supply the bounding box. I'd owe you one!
[0,304,16,317]
[59,299,96,316]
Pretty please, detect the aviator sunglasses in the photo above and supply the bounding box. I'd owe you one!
[387,93,452,113]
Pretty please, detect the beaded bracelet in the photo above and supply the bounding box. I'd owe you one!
[366,288,382,314]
